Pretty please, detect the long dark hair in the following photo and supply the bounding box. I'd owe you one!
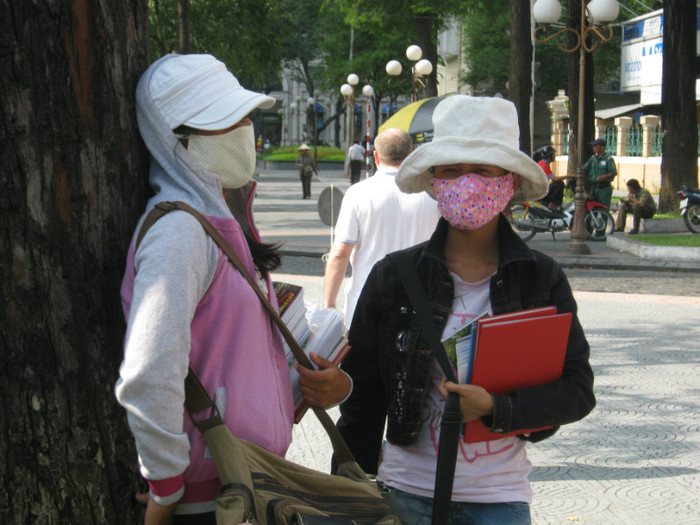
[223,183,282,277]
[245,232,282,277]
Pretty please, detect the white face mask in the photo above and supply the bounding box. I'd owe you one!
[186,125,256,189]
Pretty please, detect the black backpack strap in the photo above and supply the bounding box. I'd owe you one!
[388,250,461,525]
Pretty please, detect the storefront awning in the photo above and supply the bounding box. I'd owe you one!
[595,103,643,120]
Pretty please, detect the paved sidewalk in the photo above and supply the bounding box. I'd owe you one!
[252,167,700,273]
[279,279,700,525]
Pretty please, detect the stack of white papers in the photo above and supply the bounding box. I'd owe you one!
[290,308,350,422]
[272,282,351,422]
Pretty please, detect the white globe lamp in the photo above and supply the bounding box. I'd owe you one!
[587,0,620,24]
[386,60,402,76]
[406,45,422,62]
[415,59,433,77]
[533,0,562,24]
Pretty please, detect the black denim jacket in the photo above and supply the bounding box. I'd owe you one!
[336,216,596,475]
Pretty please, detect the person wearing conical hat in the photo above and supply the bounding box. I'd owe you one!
[295,143,317,199]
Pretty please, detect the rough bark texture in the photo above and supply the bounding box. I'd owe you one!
[0,0,150,522]
[566,0,595,177]
[659,0,698,213]
[508,0,533,154]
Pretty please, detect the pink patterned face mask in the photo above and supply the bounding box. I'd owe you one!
[431,173,515,230]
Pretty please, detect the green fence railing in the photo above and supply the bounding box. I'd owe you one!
[625,124,643,156]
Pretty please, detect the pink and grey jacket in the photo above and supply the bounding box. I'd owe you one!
[115,54,293,515]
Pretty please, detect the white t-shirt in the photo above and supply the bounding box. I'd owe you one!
[377,272,533,504]
[333,167,441,324]
[347,143,366,161]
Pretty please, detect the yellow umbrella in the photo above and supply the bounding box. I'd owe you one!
[378,96,447,145]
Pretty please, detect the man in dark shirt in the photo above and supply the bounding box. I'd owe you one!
[615,178,657,234]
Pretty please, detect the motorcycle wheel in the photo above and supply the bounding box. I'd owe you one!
[507,204,537,241]
[585,209,615,241]
[683,203,700,234]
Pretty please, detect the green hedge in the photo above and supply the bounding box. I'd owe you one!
[259,145,345,163]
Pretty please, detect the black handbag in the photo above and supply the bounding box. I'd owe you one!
[388,250,462,525]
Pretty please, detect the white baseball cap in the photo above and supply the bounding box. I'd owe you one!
[147,54,275,131]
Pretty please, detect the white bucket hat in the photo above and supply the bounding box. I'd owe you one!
[396,95,548,202]
[148,54,275,130]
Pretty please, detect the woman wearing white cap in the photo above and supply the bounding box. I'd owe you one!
[336,95,595,525]
[115,54,349,524]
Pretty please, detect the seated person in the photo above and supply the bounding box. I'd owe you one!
[615,178,656,234]
[534,146,572,210]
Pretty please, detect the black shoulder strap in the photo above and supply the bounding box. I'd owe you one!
[387,251,456,384]
[388,250,461,525]
[135,201,355,465]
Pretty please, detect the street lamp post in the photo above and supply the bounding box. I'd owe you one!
[307,95,320,164]
[340,73,359,149]
[534,0,619,255]
[289,100,299,144]
[386,45,434,102]
[362,83,374,178]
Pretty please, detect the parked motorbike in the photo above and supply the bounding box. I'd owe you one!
[507,197,615,241]
[677,186,700,234]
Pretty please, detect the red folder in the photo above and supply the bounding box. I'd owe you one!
[475,305,558,328]
[463,309,572,443]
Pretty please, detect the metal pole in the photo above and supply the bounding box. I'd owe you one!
[349,95,354,147]
[365,97,371,178]
[569,0,591,254]
[313,106,318,165]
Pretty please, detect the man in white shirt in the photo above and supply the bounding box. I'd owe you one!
[346,140,366,184]
[324,128,441,325]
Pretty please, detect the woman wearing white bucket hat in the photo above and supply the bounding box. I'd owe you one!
[116,54,349,524]
[337,95,595,525]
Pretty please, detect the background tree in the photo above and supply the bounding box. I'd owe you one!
[659,0,698,213]
[1,1,149,522]
[148,0,286,89]
[508,0,534,154]
[317,1,423,143]
[462,1,511,94]
[334,0,467,99]
[277,0,326,141]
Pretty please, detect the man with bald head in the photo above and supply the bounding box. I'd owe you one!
[323,128,441,325]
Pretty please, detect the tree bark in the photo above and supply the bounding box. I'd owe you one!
[566,0,595,178]
[415,12,439,98]
[178,0,190,53]
[0,1,150,522]
[508,0,534,154]
[659,0,698,212]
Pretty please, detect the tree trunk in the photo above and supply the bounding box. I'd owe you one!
[659,0,698,213]
[508,0,533,154]
[0,1,150,522]
[566,0,595,178]
[178,0,190,53]
[334,97,343,148]
[415,12,439,98]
